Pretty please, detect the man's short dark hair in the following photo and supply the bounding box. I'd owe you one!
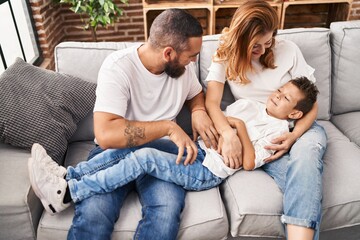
[148,9,203,52]
[290,76,319,115]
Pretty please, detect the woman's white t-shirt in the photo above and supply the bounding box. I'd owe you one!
[94,44,202,121]
[205,38,316,103]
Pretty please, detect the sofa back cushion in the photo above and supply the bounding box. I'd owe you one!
[55,42,139,83]
[55,42,138,142]
[199,28,331,120]
[330,20,360,115]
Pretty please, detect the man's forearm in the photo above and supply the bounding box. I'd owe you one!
[94,112,174,149]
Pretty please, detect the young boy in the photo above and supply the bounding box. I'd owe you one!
[28,76,318,214]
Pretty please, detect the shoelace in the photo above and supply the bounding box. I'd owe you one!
[44,172,61,183]
[40,156,64,176]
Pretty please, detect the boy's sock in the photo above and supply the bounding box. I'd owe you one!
[63,186,71,204]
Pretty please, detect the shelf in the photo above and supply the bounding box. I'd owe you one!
[143,8,213,39]
[213,2,283,33]
[142,0,352,39]
[281,0,352,29]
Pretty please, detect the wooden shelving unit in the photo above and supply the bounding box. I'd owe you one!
[142,0,353,39]
[281,0,352,29]
[212,1,283,34]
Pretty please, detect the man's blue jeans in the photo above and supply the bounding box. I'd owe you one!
[262,122,327,240]
[67,139,189,240]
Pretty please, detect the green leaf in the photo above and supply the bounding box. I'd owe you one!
[74,0,81,13]
[54,0,127,33]
[104,2,109,12]
[108,1,114,11]
[91,19,97,27]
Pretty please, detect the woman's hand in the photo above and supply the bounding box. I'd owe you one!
[217,127,243,169]
[264,131,298,162]
[191,109,219,149]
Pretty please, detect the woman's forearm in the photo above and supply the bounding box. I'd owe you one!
[205,81,233,136]
[292,101,318,138]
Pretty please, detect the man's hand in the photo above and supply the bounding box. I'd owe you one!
[167,121,198,166]
[264,131,298,162]
[191,109,219,149]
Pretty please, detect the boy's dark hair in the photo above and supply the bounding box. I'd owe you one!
[148,9,203,52]
[290,76,319,115]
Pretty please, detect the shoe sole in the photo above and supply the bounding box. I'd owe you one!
[28,157,58,215]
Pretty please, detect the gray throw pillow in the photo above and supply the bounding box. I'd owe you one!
[0,58,96,163]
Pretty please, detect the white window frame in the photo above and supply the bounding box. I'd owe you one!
[0,0,41,74]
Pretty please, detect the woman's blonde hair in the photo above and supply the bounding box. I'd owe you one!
[215,0,279,84]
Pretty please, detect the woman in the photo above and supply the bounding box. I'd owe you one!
[205,1,327,240]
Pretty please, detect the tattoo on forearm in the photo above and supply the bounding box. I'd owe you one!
[124,121,145,147]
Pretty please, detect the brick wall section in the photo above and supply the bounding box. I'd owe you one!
[30,0,360,70]
[29,0,144,69]
[350,0,360,20]
[62,0,145,42]
[29,0,65,69]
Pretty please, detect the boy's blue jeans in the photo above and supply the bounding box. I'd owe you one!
[66,140,222,202]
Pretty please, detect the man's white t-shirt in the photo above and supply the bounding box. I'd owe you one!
[94,44,202,122]
[205,38,316,104]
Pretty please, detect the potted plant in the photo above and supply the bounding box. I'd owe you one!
[55,0,129,41]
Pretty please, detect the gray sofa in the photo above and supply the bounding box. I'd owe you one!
[1,20,360,240]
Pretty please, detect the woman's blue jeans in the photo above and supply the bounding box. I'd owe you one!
[262,122,327,240]
[67,139,190,240]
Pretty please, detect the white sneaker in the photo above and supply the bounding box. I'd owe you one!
[28,157,70,215]
[31,143,67,178]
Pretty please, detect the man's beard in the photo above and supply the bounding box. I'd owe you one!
[164,58,186,78]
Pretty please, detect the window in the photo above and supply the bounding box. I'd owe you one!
[0,0,41,74]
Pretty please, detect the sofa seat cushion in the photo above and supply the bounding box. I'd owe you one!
[220,168,285,238]
[331,112,360,147]
[0,143,42,240]
[37,142,229,240]
[319,120,360,234]
[220,120,360,238]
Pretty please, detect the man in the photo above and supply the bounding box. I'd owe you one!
[29,9,218,240]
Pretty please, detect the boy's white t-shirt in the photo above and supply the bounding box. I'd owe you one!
[200,99,289,178]
[205,38,316,104]
[94,44,202,121]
